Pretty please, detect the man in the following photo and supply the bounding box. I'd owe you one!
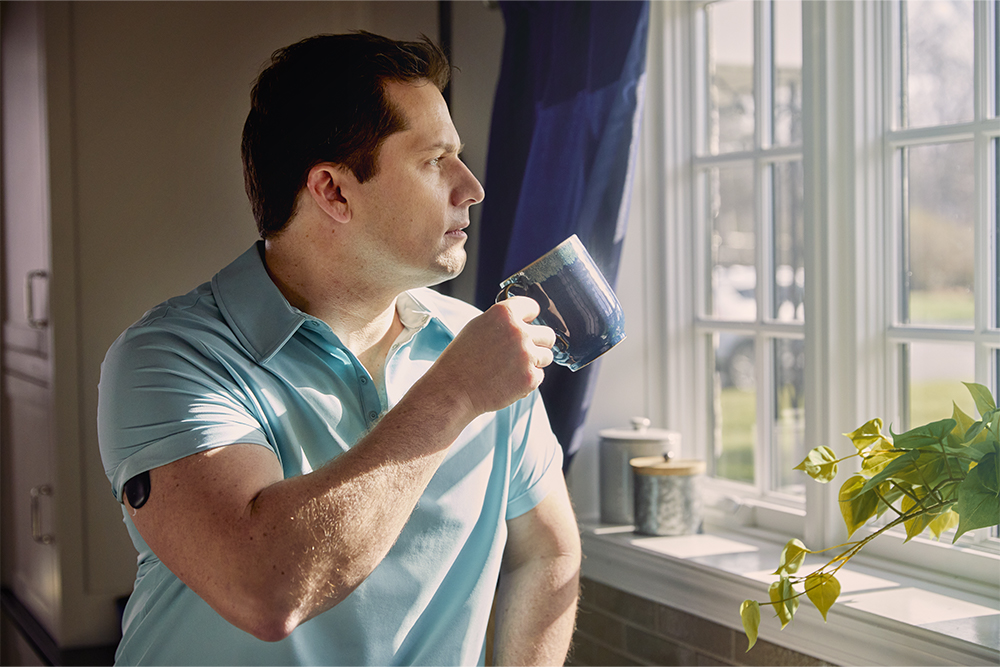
[98,32,580,666]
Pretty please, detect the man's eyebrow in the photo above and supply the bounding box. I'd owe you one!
[421,141,465,155]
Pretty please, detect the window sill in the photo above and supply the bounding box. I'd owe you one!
[580,521,1000,666]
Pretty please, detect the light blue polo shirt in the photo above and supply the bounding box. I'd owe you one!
[97,242,563,666]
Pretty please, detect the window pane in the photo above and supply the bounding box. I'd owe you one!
[903,341,976,430]
[710,164,757,320]
[708,0,755,153]
[772,0,802,146]
[903,0,975,128]
[773,160,804,321]
[713,334,755,483]
[903,142,975,326]
[773,338,805,495]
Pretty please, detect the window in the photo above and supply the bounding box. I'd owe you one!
[655,0,999,571]
[692,0,807,504]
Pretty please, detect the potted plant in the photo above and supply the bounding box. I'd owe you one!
[739,382,1000,650]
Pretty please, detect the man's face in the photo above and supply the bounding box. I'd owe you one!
[350,79,485,290]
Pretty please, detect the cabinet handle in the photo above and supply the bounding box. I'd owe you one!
[30,484,54,545]
[24,269,49,329]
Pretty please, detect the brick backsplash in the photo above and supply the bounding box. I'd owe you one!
[569,578,831,667]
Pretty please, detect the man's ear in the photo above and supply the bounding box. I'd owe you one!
[305,163,353,224]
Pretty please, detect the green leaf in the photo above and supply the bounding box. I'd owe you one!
[891,419,956,450]
[902,489,937,542]
[740,600,760,651]
[952,403,976,441]
[773,539,809,575]
[927,509,960,539]
[954,450,1000,541]
[794,446,839,483]
[860,445,904,476]
[844,418,889,451]
[839,475,879,536]
[966,437,1000,466]
[907,450,963,491]
[963,382,997,417]
[768,576,799,629]
[859,449,919,495]
[804,572,841,621]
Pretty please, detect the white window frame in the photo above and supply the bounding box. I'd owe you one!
[653,0,999,587]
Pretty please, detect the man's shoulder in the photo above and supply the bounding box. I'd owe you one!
[407,287,483,336]
[107,281,228,358]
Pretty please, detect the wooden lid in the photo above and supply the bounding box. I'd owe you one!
[630,455,706,476]
[600,417,681,443]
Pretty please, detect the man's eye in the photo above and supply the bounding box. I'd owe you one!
[429,157,442,166]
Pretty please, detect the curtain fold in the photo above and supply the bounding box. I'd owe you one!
[475,0,649,471]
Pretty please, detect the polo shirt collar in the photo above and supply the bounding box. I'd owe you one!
[212,242,306,364]
[211,243,451,365]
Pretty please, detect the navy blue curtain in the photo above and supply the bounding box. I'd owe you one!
[474,0,649,471]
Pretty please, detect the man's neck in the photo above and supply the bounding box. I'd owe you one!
[262,236,406,376]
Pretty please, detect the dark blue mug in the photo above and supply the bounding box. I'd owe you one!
[496,235,626,372]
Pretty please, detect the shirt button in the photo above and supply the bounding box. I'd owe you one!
[359,376,368,385]
[369,411,378,420]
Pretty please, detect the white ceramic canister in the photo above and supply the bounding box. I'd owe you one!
[599,418,680,525]
[630,455,706,536]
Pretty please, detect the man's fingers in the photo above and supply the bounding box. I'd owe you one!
[501,295,541,323]
[528,322,557,351]
[533,344,555,369]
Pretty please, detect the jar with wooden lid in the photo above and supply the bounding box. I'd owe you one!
[629,455,706,536]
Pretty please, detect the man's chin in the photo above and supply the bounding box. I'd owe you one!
[424,252,467,289]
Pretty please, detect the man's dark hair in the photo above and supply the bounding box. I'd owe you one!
[241,32,451,238]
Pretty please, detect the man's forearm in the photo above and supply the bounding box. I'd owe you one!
[493,552,580,666]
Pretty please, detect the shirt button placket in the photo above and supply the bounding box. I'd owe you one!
[356,370,380,424]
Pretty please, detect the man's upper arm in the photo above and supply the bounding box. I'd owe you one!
[503,474,580,571]
[127,443,285,621]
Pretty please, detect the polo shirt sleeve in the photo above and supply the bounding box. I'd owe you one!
[98,326,272,502]
[505,391,565,520]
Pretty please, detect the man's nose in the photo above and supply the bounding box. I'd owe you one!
[454,160,485,207]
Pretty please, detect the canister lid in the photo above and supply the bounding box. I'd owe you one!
[600,417,681,442]
[630,454,706,476]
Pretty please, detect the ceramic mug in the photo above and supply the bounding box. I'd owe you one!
[496,235,626,372]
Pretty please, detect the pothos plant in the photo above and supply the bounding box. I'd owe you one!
[739,382,1000,651]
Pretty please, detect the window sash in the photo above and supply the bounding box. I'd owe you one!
[692,0,807,504]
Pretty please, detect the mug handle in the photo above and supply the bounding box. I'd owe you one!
[497,274,572,367]
[496,273,528,303]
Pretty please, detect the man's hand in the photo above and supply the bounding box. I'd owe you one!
[419,295,556,417]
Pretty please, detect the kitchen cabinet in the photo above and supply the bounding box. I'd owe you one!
[1,2,134,658]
